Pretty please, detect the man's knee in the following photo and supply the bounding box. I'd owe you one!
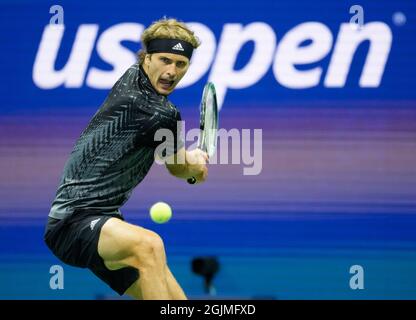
[129,229,166,269]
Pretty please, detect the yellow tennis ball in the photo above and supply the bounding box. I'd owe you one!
[150,202,172,224]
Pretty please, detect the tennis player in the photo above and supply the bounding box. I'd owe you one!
[44,18,208,300]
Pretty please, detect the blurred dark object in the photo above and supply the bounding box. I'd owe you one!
[191,256,220,296]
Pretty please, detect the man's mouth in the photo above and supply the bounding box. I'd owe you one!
[158,79,175,90]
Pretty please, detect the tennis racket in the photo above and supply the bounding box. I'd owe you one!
[187,82,219,184]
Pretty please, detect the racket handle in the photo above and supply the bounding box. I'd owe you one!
[187,177,197,184]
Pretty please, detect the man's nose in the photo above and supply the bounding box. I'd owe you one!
[166,64,177,78]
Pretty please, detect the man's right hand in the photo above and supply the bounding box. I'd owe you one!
[185,149,208,183]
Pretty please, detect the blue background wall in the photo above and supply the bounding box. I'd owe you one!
[0,0,415,299]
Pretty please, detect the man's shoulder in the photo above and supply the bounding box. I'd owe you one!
[100,63,141,108]
[115,63,140,89]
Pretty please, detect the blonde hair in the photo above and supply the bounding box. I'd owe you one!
[138,17,200,64]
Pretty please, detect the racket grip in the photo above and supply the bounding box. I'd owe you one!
[187,177,197,184]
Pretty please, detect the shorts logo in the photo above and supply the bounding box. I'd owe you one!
[172,43,184,51]
[90,218,101,231]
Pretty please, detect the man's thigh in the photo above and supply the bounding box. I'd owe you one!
[97,217,163,270]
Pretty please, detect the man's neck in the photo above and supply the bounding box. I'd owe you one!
[138,64,161,96]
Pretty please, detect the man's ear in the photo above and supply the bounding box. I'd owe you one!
[144,54,152,65]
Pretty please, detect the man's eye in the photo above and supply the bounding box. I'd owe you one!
[177,62,186,68]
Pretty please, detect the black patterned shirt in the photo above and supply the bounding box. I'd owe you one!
[49,64,183,219]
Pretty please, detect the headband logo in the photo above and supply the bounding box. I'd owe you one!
[172,43,184,51]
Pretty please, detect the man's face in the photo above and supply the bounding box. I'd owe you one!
[143,52,190,95]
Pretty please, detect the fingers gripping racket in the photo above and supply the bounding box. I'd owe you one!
[187,82,219,184]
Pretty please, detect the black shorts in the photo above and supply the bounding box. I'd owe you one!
[44,210,139,296]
